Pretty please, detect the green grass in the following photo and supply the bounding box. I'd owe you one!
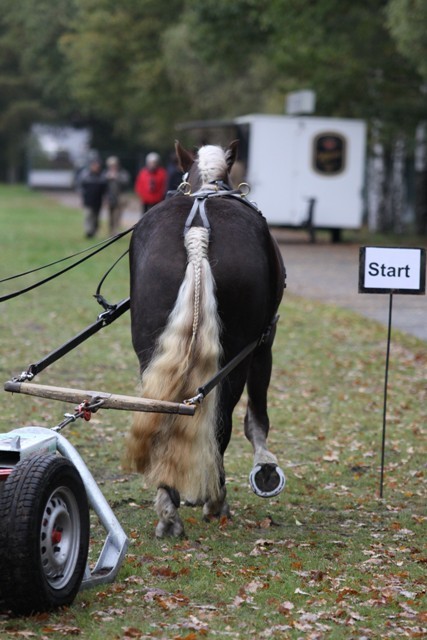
[0,186,426,639]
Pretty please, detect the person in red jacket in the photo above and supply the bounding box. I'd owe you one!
[134,152,167,215]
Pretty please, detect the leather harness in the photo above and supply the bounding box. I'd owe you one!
[178,182,286,405]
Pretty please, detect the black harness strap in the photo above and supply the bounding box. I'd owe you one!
[12,186,283,401]
[0,232,132,285]
[0,225,135,304]
[185,339,259,405]
[93,248,130,310]
[17,297,130,381]
[184,315,279,405]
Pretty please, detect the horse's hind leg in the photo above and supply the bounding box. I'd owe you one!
[244,334,286,498]
[154,486,185,538]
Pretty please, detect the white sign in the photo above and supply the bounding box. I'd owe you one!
[359,246,426,294]
[285,90,316,115]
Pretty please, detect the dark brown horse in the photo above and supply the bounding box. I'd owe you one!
[126,141,286,537]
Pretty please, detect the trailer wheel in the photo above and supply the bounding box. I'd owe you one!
[0,453,89,615]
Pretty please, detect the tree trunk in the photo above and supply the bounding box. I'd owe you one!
[367,139,386,232]
[414,172,427,235]
[415,123,427,235]
[390,136,406,233]
[367,134,408,233]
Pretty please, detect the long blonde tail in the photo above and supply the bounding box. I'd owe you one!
[125,227,222,503]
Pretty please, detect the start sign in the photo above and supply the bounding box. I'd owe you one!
[359,246,426,295]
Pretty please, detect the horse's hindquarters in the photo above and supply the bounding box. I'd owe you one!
[128,222,223,505]
[127,189,285,535]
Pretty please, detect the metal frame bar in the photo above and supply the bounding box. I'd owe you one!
[1,426,128,589]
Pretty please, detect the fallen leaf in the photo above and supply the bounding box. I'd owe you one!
[278,601,295,615]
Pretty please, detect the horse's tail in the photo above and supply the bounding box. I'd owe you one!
[126,226,222,504]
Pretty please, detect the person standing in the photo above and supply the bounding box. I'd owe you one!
[166,151,183,192]
[104,156,130,235]
[79,155,106,238]
[134,152,167,215]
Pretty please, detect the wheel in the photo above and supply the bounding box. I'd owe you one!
[0,453,89,615]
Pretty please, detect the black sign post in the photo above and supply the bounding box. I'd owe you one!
[359,246,426,498]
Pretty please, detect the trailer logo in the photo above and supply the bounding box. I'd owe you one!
[313,133,346,175]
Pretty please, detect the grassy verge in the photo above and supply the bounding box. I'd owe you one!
[0,186,426,639]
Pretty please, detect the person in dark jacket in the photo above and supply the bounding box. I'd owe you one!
[103,156,130,235]
[79,156,106,238]
[166,152,183,193]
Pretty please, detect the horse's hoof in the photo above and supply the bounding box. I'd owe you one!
[249,463,286,498]
[202,501,231,522]
[155,519,185,538]
[184,499,204,507]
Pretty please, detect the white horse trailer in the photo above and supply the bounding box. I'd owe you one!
[27,124,91,190]
[178,114,367,241]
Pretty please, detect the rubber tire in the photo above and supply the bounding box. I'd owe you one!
[0,454,89,615]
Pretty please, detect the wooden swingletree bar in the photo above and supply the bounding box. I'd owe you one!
[4,381,195,416]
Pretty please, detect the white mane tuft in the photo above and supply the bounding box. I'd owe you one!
[197,145,228,188]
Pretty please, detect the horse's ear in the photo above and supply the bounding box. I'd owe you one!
[175,140,194,172]
[225,140,239,172]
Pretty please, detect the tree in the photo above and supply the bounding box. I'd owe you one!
[386,0,427,81]
[2,0,426,233]
[0,0,81,181]
[178,0,427,232]
[61,0,186,151]
[1,0,77,117]
[386,0,427,234]
[0,10,51,181]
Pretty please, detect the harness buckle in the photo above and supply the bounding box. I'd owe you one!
[258,314,280,346]
[183,391,205,406]
[16,369,35,383]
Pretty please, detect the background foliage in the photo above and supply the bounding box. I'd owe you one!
[0,0,427,231]
[1,1,426,154]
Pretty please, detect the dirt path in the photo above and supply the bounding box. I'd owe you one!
[274,230,427,342]
[47,191,427,342]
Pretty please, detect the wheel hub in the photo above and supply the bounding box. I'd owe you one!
[40,487,81,589]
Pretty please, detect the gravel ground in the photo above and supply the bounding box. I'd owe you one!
[49,191,427,342]
[274,230,427,342]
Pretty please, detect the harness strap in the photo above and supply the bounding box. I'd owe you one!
[184,197,211,236]
[184,314,279,405]
[0,225,135,304]
[94,248,129,311]
[183,186,262,238]
[16,297,130,381]
[181,187,282,405]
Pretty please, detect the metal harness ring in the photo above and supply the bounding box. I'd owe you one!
[178,181,192,196]
[238,182,251,196]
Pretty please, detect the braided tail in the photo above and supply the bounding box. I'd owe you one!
[125,227,222,504]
